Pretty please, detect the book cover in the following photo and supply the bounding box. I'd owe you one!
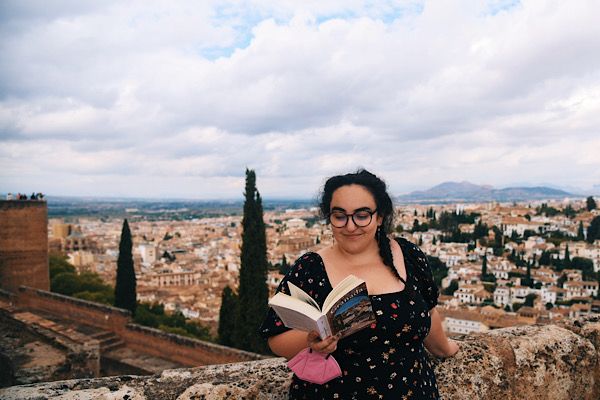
[325,281,376,338]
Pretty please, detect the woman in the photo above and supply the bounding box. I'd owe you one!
[260,169,459,399]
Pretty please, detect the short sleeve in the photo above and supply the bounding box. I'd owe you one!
[397,238,439,310]
[258,252,328,339]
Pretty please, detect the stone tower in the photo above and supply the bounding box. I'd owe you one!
[0,200,49,292]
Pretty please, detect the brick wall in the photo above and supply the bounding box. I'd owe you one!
[0,201,49,292]
[122,324,264,366]
[17,287,131,333]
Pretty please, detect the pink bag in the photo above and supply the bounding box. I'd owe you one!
[287,348,342,384]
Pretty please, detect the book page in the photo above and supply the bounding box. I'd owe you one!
[287,281,320,310]
[269,303,322,334]
[268,292,324,332]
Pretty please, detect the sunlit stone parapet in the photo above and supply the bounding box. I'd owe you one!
[1,316,599,400]
[0,358,292,400]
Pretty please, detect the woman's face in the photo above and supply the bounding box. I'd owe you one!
[329,184,382,254]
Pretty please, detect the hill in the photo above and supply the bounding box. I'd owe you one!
[397,181,572,203]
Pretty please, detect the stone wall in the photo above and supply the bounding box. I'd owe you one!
[0,309,99,387]
[14,287,264,368]
[2,315,598,400]
[0,200,49,292]
[17,286,131,333]
[122,324,265,366]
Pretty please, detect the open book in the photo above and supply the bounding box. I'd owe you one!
[268,275,376,340]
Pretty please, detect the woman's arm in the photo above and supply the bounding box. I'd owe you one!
[424,308,460,358]
[268,329,340,360]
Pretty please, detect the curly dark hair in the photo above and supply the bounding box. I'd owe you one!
[319,169,397,277]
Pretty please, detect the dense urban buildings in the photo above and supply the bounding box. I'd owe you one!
[43,197,600,336]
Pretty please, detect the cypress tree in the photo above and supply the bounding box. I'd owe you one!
[218,286,238,347]
[481,254,487,278]
[564,244,571,267]
[115,219,136,315]
[526,259,532,287]
[577,221,585,241]
[587,216,600,244]
[234,169,269,353]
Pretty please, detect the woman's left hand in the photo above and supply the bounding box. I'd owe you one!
[307,330,341,354]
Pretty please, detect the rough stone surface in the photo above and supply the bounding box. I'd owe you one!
[0,309,99,387]
[1,318,599,400]
[558,315,600,400]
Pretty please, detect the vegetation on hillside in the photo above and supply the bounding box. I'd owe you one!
[49,253,213,341]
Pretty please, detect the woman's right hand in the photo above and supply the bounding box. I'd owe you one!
[307,330,341,354]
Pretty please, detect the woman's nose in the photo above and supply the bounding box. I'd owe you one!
[345,217,358,231]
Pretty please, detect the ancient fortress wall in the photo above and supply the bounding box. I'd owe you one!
[15,287,264,367]
[0,200,49,292]
[122,323,265,366]
[2,315,599,400]
[17,286,131,333]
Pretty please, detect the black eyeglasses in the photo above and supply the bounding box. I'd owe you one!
[328,209,377,228]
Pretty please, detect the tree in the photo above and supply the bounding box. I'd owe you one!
[577,221,585,241]
[50,254,114,305]
[442,280,458,296]
[563,205,576,218]
[51,272,81,296]
[218,286,238,347]
[564,244,571,267]
[571,257,595,281]
[473,221,488,240]
[557,273,567,288]
[49,252,76,278]
[114,219,136,315]
[279,254,290,275]
[524,293,537,307]
[586,196,597,211]
[539,250,552,266]
[233,169,269,353]
[587,216,600,244]
[427,256,448,287]
[481,254,487,277]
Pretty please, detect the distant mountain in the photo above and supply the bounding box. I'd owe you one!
[397,181,573,203]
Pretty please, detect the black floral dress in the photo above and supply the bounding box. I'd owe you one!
[259,237,440,399]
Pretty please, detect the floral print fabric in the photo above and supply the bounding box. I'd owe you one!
[259,237,440,399]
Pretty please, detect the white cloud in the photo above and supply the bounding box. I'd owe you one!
[1,0,599,198]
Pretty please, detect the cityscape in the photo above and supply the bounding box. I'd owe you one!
[17,191,600,337]
[2,1,600,398]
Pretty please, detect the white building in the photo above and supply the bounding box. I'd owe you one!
[454,287,476,304]
[442,310,490,335]
[138,243,158,265]
[540,286,565,305]
[494,286,511,307]
[510,285,530,304]
[563,281,599,299]
[148,270,202,287]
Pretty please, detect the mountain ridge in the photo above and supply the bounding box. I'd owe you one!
[397,181,573,203]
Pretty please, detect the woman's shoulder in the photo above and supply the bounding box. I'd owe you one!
[393,236,429,271]
[283,251,330,302]
[292,251,323,267]
[394,236,423,256]
[286,251,325,278]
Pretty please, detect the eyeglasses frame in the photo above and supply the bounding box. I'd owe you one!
[328,208,378,228]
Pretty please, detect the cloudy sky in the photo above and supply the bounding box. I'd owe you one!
[1,0,599,200]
